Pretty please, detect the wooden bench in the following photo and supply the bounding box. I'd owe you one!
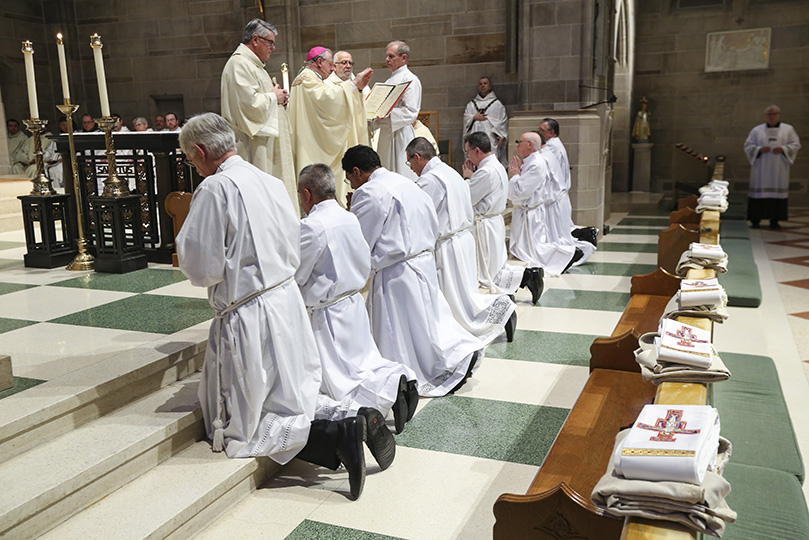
[164,191,192,267]
[589,267,680,373]
[493,204,719,540]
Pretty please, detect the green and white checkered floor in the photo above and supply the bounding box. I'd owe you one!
[1,198,807,539]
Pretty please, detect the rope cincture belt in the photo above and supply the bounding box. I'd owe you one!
[210,275,294,452]
[307,288,361,315]
[436,224,474,245]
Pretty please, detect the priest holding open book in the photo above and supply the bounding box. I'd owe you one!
[288,47,373,207]
[371,40,422,181]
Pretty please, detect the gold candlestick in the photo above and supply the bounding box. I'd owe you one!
[22,118,55,196]
[58,101,94,270]
[95,116,129,197]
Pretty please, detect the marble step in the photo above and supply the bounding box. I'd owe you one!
[0,325,207,464]
[0,211,22,233]
[0,376,204,540]
[38,441,280,540]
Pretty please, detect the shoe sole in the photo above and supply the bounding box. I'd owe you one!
[363,409,395,470]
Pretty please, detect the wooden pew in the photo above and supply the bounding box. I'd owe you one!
[494,204,721,540]
[589,267,680,373]
[657,224,700,274]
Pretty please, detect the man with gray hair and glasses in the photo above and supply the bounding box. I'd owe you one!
[176,113,377,500]
[221,18,297,212]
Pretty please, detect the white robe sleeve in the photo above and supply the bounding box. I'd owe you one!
[468,169,491,208]
[487,101,508,140]
[350,188,387,253]
[782,125,801,165]
[227,57,279,138]
[295,217,324,287]
[743,125,762,166]
[176,186,228,288]
[463,101,476,134]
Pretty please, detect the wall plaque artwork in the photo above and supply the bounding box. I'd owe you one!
[705,28,770,72]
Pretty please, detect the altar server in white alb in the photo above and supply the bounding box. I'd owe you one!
[177,113,376,500]
[744,104,801,229]
[463,77,508,166]
[295,163,420,437]
[288,47,372,206]
[220,19,297,212]
[373,41,422,181]
[406,137,517,343]
[462,132,543,303]
[509,132,585,276]
[343,145,484,397]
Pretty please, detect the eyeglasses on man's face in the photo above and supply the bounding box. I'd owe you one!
[256,35,276,48]
[336,60,354,66]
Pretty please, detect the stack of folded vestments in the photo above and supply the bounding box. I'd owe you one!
[634,319,730,383]
[662,277,729,323]
[676,242,728,275]
[592,407,737,537]
[696,181,729,213]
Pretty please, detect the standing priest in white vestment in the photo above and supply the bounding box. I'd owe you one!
[288,47,372,207]
[373,41,421,181]
[220,19,298,212]
[509,132,585,276]
[177,113,377,500]
[463,77,508,167]
[462,132,543,303]
[295,163,419,438]
[744,105,801,229]
[406,137,518,343]
[343,145,484,397]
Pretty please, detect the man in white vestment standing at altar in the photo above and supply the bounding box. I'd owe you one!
[405,137,517,343]
[373,41,421,181]
[463,77,508,166]
[221,19,297,212]
[744,104,801,229]
[177,113,376,500]
[343,145,483,397]
[295,163,419,437]
[289,47,372,207]
[509,132,585,276]
[326,51,371,99]
[462,132,543,303]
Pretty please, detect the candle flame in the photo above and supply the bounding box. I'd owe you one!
[57,33,63,39]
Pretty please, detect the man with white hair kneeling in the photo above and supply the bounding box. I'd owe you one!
[176,112,390,500]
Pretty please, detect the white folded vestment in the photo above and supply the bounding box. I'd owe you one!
[615,404,720,485]
[680,278,726,309]
[655,319,714,368]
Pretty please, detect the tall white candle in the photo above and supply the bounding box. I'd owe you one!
[56,33,70,101]
[90,33,110,117]
[21,41,39,119]
[281,63,289,91]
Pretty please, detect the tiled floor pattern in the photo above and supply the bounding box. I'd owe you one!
[2,201,809,539]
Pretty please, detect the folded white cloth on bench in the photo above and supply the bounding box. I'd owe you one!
[656,319,714,368]
[662,291,729,323]
[676,250,729,276]
[615,404,721,485]
[592,430,737,538]
[680,278,726,309]
[699,180,729,197]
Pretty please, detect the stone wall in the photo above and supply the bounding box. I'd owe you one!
[634,0,809,201]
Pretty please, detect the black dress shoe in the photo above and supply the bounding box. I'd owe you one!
[359,407,395,470]
[504,310,517,342]
[562,248,584,274]
[335,416,366,500]
[572,226,598,247]
[405,379,419,421]
[520,267,544,304]
[449,350,480,394]
[392,375,408,434]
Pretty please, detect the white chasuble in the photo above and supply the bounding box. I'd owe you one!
[375,65,422,181]
[467,155,525,293]
[221,44,297,213]
[295,199,416,417]
[744,122,800,199]
[417,157,515,343]
[289,68,369,207]
[508,151,577,276]
[177,156,319,464]
[351,168,483,397]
